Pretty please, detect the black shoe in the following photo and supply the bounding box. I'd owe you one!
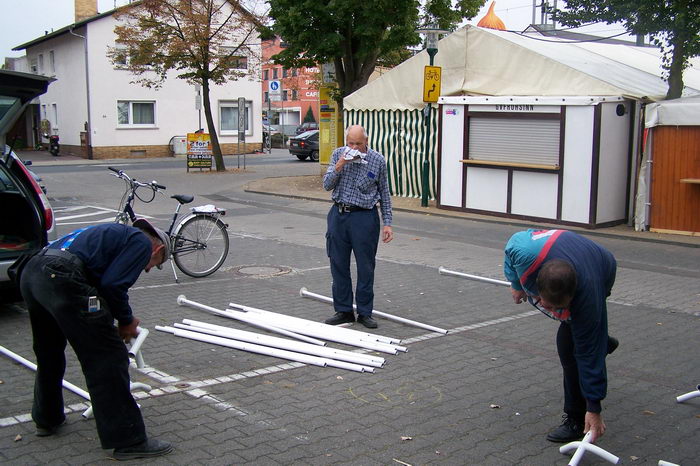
[608,336,619,355]
[113,438,173,460]
[35,420,66,437]
[546,414,584,443]
[357,315,378,329]
[325,312,355,325]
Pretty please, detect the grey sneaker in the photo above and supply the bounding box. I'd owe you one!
[112,438,173,460]
[35,420,66,437]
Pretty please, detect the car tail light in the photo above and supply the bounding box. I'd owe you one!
[300,141,306,148]
[16,160,54,232]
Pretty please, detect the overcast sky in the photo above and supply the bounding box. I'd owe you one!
[2,0,629,62]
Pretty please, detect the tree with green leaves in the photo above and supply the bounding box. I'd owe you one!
[554,0,700,99]
[109,0,262,171]
[266,0,485,110]
[303,106,316,123]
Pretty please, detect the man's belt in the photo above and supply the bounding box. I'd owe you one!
[334,202,374,213]
[39,248,85,268]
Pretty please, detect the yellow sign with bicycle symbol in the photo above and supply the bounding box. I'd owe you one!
[423,66,442,103]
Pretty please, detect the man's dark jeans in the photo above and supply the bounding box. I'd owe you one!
[326,206,380,316]
[20,254,146,449]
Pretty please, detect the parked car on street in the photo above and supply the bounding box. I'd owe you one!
[295,122,319,134]
[0,70,57,301]
[289,130,319,161]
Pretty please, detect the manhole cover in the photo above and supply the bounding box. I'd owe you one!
[228,265,292,278]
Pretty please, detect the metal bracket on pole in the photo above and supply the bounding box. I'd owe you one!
[676,384,700,403]
[559,432,620,466]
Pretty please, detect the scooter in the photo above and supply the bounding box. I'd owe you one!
[44,133,60,156]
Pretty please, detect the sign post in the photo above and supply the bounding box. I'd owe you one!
[186,132,212,172]
[237,96,246,169]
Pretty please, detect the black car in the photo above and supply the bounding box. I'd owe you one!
[289,130,319,162]
[295,122,319,135]
[0,70,56,300]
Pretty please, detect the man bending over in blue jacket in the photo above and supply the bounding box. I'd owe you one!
[504,229,618,443]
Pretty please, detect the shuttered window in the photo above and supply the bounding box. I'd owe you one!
[468,117,560,167]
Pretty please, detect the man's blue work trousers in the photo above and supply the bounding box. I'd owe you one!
[326,205,380,316]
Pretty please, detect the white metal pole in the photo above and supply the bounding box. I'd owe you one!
[298,288,448,334]
[0,344,91,400]
[227,307,408,353]
[438,266,511,287]
[676,384,700,402]
[559,432,620,465]
[175,321,384,368]
[182,319,385,366]
[223,309,402,354]
[229,300,402,345]
[128,327,149,368]
[156,326,370,372]
[177,295,326,346]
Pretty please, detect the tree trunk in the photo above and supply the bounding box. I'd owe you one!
[665,37,685,100]
[202,79,226,171]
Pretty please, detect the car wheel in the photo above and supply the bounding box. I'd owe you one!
[296,154,308,161]
[310,150,319,162]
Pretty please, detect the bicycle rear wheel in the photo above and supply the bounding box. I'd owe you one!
[172,215,229,277]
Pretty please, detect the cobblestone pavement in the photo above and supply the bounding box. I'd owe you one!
[1,152,698,465]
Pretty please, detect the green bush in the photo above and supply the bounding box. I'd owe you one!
[270,133,289,148]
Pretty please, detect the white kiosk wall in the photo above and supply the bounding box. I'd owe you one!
[437,96,631,228]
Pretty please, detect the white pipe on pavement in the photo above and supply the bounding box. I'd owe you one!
[175,321,384,368]
[676,384,700,403]
[229,300,403,345]
[0,344,91,401]
[177,295,326,346]
[156,326,371,373]
[298,288,448,335]
[559,432,620,465]
[128,327,149,368]
[438,267,511,287]
[182,319,384,366]
[223,309,402,354]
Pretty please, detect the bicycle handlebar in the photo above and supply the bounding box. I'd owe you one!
[108,167,165,192]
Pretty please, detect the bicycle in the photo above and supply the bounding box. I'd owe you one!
[108,166,229,282]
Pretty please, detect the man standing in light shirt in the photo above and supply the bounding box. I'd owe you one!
[322,125,393,329]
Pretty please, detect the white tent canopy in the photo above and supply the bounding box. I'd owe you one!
[645,94,700,127]
[344,25,700,111]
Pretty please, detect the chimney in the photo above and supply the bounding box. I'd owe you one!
[75,0,98,23]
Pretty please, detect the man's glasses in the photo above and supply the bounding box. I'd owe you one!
[527,295,561,321]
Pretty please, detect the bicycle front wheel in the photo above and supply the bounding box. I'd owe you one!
[172,215,229,278]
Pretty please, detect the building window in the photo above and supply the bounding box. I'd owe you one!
[282,90,288,101]
[49,51,55,75]
[219,100,252,135]
[264,92,269,103]
[219,47,248,70]
[51,103,58,130]
[117,100,156,126]
[291,89,298,101]
[38,54,44,75]
[113,45,128,67]
[282,68,288,78]
[30,58,38,74]
[272,68,278,79]
[263,69,269,81]
[291,68,298,77]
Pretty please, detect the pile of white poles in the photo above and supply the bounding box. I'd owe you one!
[167,295,409,373]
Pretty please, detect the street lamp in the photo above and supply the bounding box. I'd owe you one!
[417,24,448,207]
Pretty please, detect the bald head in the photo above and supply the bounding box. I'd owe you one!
[345,125,368,153]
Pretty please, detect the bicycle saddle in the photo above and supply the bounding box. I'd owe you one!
[171,194,194,204]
